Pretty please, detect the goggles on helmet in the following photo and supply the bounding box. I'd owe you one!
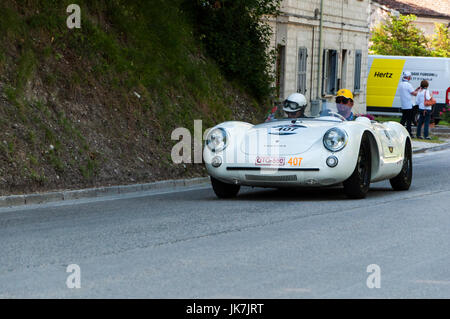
[283,100,301,111]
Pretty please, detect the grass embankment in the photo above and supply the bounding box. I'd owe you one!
[0,0,265,195]
[412,136,444,144]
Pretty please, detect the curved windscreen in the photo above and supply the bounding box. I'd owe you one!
[265,101,347,122]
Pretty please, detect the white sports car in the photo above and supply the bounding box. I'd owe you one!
[203,106,412,199]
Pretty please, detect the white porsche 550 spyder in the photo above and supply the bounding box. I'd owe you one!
[203,104,412,199]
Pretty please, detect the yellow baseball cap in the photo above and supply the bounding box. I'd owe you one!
[336,89,354,100]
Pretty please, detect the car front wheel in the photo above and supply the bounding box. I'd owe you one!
[211,177,240,199]
[343,135,371,199]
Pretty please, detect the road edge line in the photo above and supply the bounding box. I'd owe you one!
[0,177,210,208]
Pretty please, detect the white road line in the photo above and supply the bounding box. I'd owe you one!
[0,184,211,214]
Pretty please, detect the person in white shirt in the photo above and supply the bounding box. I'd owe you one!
[399,71,420,135]
[416,80,434,140]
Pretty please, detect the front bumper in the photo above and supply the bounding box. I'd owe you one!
[204,145,358,188]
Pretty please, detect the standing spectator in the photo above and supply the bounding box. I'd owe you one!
[416,80,435,140]
[399,71,420,135]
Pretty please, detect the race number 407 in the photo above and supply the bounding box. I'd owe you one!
[288,157,303,167]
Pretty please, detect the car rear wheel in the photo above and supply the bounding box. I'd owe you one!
[211,177,240,198]
[343,135,371,199]
[390,141,412,191]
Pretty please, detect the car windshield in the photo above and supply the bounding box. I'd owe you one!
[266,101,347,122]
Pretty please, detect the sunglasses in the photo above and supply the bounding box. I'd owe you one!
[336,96,353,104]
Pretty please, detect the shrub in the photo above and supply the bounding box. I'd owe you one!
[441,108,450,122]
[185,0,281,101]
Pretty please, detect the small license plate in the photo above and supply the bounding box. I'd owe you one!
[255,156,285,166]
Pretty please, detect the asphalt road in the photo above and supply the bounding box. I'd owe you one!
[1,148,450,298]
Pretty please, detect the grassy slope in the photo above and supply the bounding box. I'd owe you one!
[0,0,265,195]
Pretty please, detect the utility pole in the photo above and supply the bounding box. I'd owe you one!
[316,0,324,100]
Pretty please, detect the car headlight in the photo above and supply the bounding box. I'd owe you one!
[206,128,228,152]
[323,128,348,152]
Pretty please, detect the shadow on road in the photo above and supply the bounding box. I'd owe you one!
[201,185,396,202]
[210,186,347,202]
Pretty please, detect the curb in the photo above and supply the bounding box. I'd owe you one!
[412,142,450,154]
[0,177,210,209]
[411,127,450,134]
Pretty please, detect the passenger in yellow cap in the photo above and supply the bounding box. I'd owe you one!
[336,89,354,121]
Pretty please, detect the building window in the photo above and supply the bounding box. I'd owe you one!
[322,49,338,95]
[297,47,307,94]
[354,50,362,92]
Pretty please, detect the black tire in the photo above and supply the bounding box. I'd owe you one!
[211,177,240,198]
[343,135,371,199]
[390,141,412,191]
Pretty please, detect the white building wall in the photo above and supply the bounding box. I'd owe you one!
[415,16,450,36]
[269,0,371,114]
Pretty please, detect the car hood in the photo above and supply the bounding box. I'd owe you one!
[240,119,341,155]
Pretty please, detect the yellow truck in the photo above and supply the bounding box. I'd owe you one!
[367,55,450,124]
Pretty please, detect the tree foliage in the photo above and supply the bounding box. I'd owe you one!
[185,0,281,101]
[370,14,430,56]
[429,23,450,57]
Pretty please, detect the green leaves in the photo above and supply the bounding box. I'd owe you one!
[187,0,281,101]
[429,23,450,57]
[370,14,449,57]
[370,14,429,56]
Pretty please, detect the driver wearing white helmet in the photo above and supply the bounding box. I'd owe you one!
[283,93,308,119]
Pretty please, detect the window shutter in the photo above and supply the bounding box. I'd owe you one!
[354,50,362,92]
[297,48,307,94]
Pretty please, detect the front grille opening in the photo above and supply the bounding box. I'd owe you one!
[245,174,297,182]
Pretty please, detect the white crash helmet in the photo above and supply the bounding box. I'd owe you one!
[283,93,307,113]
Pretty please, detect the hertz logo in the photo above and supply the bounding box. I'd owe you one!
[367,58,406,108]
[374,72,393,78]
